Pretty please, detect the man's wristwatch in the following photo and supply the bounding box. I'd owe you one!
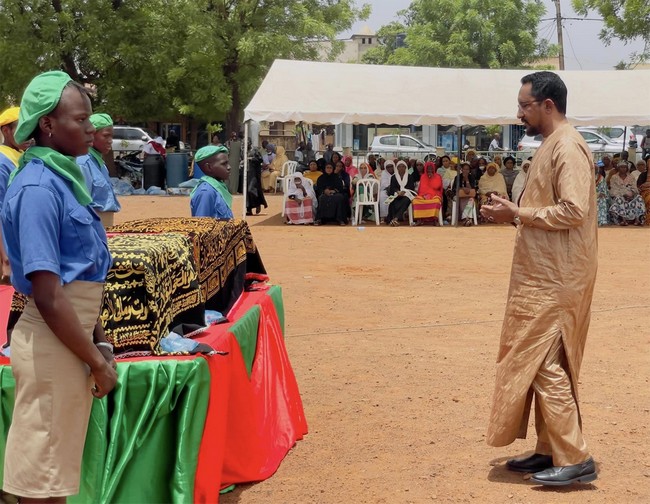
[513,215,522,226]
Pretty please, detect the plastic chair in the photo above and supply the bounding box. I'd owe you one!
[451,197,478,226]
[275,161,298,193]
[408,201,444,226]
[352,178,380,225]
[282,177,313,217]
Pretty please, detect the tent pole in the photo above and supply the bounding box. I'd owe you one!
[242,121,249,220]
[622,126,627,157]
[454,126,463,227]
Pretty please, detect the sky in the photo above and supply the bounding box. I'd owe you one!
[347,0,646,70]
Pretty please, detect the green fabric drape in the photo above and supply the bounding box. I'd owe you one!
[229,305,260,378]
[267,285,285,336]
[0,359,210,503]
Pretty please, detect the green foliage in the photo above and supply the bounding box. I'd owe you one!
[362,0,550,69]
[0,0,369,129]
[573,0,650,65]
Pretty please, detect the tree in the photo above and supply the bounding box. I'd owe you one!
[170,0,370,138]
[0,0,370,141]
[0,0,185,120]
[362,0,551,69]
[572,0,650,66]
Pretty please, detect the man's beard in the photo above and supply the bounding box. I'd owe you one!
[524,123,540,136]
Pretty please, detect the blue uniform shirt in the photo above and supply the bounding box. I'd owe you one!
[76,154,121,212]
[0,152,16,209]
[190,183,233,219]
[2,159,113,295]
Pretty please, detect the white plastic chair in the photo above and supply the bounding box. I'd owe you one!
[275,161,298,193]
[282,177,313,217]
[352,178,380,225]
[451,197,478,226]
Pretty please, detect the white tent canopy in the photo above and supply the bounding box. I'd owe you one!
[245,59,650,127]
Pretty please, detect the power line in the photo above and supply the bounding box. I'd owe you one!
[563,23,583,70]
[540,17,604,22]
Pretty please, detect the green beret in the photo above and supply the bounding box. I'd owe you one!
[194,145,229,162]
[14,71,72,143]
[90,113,113,130]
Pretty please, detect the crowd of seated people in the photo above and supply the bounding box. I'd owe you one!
[597,154,649,226]
[281,146,650,227]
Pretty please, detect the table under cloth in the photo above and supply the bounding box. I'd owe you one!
[109,218,266,314]
[103,232,203,354]
[0,285,308,503]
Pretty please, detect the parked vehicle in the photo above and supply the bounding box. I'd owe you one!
[112,126,156,154]
[518,128,639,155]
[369,134,436,158]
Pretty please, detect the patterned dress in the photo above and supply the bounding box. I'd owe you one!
[595,174,609,226]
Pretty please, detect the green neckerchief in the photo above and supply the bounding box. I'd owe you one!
[9,146,92,205]
[88,147,105,170]
[191,176,232,208]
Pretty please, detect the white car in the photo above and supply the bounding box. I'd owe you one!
[369,134,436,157]
[112,126,157,153]
[518,129,637,155]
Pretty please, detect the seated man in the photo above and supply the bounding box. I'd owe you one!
[190,145,233,219]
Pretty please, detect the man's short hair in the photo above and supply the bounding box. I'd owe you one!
[521,71,567,115]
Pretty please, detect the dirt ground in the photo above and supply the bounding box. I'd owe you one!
[117,194,650,504]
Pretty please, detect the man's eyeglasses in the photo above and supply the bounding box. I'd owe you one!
[518,100,540,111]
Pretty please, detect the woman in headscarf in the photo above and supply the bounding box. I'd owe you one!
[285,171,317,225]
[411,161,443,224]
[637,158,650,226]
[594,161,610,226]
[478,162,509,206]
[385,160,417,226]
[453,161,478,226]
[76,113,121,227]
[412,159,424,183]
[245,144,268,215]
[343,155,358,178]
[351,162,377,222]
[2,71,117,501]
[379,159,395,220]
[609,160,645,226]
[303,159,322,185]
[314,162,348,226]
[511,159,530,206]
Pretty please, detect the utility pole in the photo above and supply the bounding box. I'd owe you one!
[554,0,565,70]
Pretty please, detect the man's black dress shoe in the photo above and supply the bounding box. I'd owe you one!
[506,453,554,473]
[531,457,597,486]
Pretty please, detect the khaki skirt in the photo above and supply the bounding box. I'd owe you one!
[3,281,104,499]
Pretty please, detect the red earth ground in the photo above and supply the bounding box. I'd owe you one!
[118,194,650,504]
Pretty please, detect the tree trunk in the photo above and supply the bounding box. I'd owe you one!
[226,83,242,137]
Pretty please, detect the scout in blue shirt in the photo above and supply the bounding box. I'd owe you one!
[190,145,234,219]
[0,106,31,282]
[76,112,121,227]
[1,71,117,500]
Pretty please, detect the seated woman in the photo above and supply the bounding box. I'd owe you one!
[335,160,352,197]
[351,162,377,221]
[478,162,509,206]
[379,160,395,220]
[595,161,609,226]
[609,161,645,226]
[637,160,650,226]
[314,162,348,226]
[500,156,519,199]
[285,172,317,225]
[511,159,530,205]
[385,160,417,226]
[304,160,322,185]
[343,155,358,178]
[453,162,478,226]
[412,161,443,225]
